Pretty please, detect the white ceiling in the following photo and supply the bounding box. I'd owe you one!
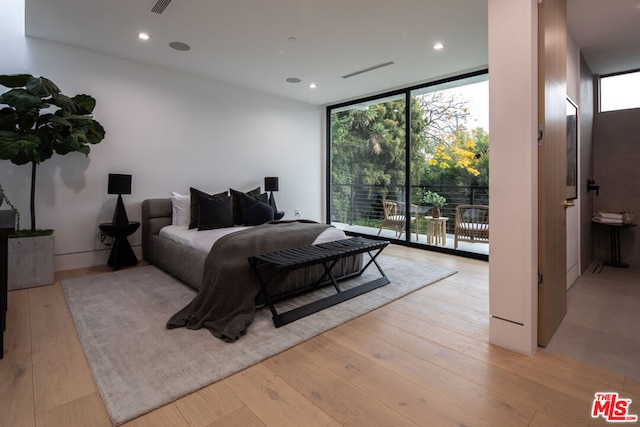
[567,0,640,77]
[24,0,640,106]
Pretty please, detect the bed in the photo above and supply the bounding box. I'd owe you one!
[141,195,363,341]
[141,197,351,291]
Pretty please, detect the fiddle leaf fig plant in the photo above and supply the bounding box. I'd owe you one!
[0,74,106,231]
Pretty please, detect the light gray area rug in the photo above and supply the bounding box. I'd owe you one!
[62,254,456,426]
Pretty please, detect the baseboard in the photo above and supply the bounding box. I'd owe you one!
[54,245,143,272]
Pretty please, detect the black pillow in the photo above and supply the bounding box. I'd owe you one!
[241,192,268,224]
[189,187,228,229]
[230,187,261,225]
[246,201,275,226]
[198,195,234,230]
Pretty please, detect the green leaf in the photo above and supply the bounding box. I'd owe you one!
[32,135,54,163]
[72,94,96,114]
[18,111,37,131]
[51,93,77,112]
[86,120,106,144]
[0,131,41,165]
[0,107,17,131]
[0,88,43,112]
[25,76,60,97]
[0,74,33,89]
[37,113,71,129]
[64,114,93,124]
[56,133,81,154]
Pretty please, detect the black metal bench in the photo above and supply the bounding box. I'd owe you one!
[248,237,390,327]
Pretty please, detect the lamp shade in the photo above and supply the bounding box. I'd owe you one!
[264,177,279,192]
[108,174,132,195]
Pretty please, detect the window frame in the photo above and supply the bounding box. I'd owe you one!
[599,68,640,113]
[325,69,489,259]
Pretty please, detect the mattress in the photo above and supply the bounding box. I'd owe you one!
[159,224,348,254]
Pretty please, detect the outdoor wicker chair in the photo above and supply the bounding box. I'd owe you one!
[377,199,419,240]
[454,204,489,249]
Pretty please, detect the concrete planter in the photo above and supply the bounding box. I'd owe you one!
[8,235,55,290]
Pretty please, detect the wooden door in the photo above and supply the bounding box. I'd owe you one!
[537,0,568,346]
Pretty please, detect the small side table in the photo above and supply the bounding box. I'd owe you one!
[424,216,449,246]
[593,221,637,268]
[99,221,140,271]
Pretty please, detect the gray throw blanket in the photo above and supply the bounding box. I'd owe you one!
[166,221,331,342]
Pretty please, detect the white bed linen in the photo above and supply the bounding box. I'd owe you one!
[159,224,347,254]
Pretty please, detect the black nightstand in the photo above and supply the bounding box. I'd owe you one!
[99,221,140,271]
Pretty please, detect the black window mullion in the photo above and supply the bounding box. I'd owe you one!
[404,91,412,242]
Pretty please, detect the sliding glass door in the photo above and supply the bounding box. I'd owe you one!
[328,71,489,257]
[409,76,489,253]
[329,94,408,238]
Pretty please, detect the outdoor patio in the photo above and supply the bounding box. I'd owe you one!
[334,222,489,256]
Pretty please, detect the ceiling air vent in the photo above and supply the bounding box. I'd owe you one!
[342,61,395,79]
[151,0,172,14]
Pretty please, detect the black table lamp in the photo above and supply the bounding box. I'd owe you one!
[264,177,279,212]
[108,174,132,225]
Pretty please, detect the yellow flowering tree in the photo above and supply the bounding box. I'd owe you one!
[428,129,482,176]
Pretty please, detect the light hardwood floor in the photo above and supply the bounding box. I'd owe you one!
[2,245,639,426]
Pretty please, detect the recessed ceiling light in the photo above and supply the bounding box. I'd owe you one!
[138,32,150,41]
[286,77,301,83]
[169,41,191,51]
[308,83,318,89]
[432,42,445,50]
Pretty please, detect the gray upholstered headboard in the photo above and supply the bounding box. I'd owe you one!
[141,198,172,260]
[141,198,207,289]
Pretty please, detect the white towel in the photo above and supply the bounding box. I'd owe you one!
[592,217,623,224]
[592,211,624,220]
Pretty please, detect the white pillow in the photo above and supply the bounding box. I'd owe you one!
[170,192,190,226]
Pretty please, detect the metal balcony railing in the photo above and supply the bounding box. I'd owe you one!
[330,183,489,235]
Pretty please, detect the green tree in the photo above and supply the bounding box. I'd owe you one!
[331,98,428,187]
[413,90,489,189]
[331,98,430,220]
[330,86,489,223]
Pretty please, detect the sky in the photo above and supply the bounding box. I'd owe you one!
[600,71,640,112]
[444,80,490,131]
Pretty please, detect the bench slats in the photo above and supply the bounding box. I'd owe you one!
[248,236,389,327]
[252,237,387,269]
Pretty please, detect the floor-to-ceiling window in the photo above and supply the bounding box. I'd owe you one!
[327,71,489,258]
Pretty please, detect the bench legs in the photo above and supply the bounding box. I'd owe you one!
[251,246,389,328]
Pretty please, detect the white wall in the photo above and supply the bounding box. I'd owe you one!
[1,0,323,271]
[488,0,539,355]
[593,107,640,266]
